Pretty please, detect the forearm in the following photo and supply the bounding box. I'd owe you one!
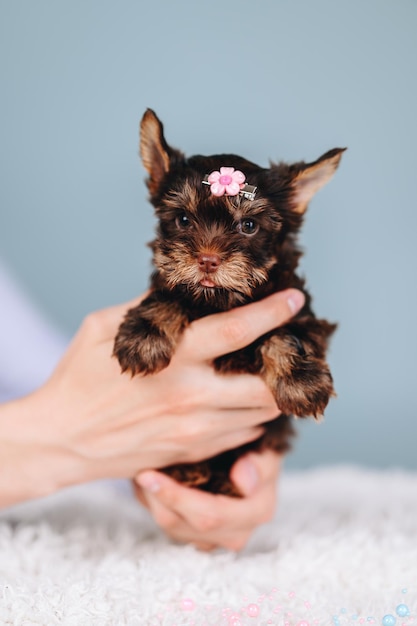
[0,392,81,507]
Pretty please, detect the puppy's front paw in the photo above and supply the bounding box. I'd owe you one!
[275,357,335,418]
[113,321,173,376]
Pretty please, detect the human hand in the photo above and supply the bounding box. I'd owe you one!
[0,288,303,506]
[42,288,303,482]
[133,449,282,551]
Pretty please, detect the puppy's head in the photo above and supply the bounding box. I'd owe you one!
[140,109,344,307]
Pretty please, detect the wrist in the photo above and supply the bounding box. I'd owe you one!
[0,390,85,507]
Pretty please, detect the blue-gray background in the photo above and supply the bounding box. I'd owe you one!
[1,0,416,469]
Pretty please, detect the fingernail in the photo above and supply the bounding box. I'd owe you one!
[287,290,305,315]
[239,457,259,494]
[135,472,161,493]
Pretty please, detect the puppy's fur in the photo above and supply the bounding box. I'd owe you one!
[114,109,344,496]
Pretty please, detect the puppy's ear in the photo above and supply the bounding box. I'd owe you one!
[140,109,183,195]
[290,148,346,214]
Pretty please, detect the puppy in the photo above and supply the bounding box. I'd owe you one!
[114,109,344,496]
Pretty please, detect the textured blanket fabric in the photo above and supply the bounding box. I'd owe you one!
[0,466,416,626]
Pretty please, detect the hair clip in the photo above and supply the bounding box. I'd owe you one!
[202,167,257,201]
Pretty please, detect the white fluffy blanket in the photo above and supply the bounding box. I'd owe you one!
[0,466,416,625]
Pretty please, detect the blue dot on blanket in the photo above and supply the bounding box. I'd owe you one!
[396,604,410,617]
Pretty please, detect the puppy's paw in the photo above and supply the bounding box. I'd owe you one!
[274,357,335,419]
[113,323,173,376]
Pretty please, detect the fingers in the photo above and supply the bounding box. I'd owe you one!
[179,426,266,465]
[135,471,232,533]
[80,287,304,351]
[179,289,305,362]
[134,449,282,551]
[229,450,283,496]
[204,371,277,411]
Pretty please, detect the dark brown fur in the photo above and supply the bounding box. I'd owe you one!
[114,109,344,496]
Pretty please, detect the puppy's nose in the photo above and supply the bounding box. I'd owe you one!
[198,253,221,273]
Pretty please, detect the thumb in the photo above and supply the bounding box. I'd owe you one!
[230,450,283,497]
[180,289,305,362]
[229,453,261,497]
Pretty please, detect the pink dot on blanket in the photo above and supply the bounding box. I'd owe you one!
[180,598,195,611]
[247,603,260,617]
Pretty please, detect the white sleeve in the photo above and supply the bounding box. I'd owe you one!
[0,263,68,402]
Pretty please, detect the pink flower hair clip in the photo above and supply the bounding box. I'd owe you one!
[202,167,257,201]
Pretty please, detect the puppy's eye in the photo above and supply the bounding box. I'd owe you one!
[175,212,191,229]
[238,218,259,235]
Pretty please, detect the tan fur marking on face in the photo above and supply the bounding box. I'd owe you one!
[224,196,282,231]
[155,243,268,295]
[228,197,270,216]
[163,182,199,214]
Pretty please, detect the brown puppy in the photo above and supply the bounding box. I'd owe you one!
[114,109,344,495]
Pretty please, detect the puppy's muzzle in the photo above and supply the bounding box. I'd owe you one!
[197,253,221,274]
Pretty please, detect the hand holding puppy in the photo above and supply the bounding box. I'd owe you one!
[0,289,303,508]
